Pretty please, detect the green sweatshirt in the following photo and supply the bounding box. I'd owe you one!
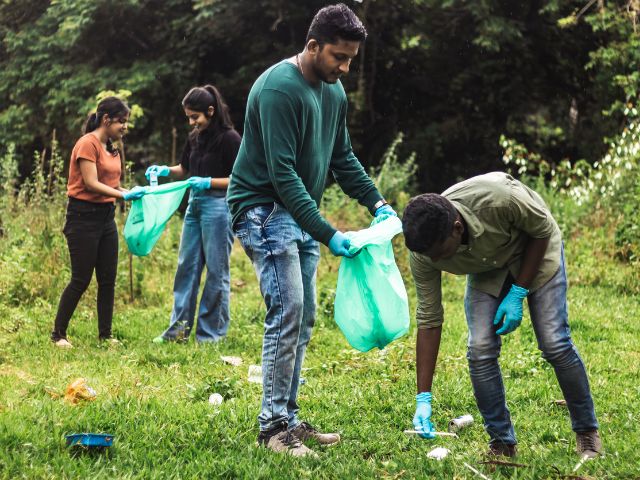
[227,60,382,245]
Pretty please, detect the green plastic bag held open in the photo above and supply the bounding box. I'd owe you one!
[124,181,189,256]
[334,215,410,352]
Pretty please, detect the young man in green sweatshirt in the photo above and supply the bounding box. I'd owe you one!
[402,172,600,459]
[227,4,395,457]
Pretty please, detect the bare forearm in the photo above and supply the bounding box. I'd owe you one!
[85,180,124,199]
[516,237,550,289]
[169,165,187,180]
[210,177,230,189]
[417,326,442,393]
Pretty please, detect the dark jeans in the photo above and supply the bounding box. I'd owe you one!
[51,198,118,341]
[464,247,598,446]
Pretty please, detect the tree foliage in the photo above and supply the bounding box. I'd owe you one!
[0,0,638,190]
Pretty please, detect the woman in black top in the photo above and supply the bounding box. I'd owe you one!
[146,85,241,343]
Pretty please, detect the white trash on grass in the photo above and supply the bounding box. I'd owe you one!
[427,447,450,460]
[221,356,243,367]
[247,365,262,383]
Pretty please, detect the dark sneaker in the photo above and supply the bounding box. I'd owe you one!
[487,442,517,458]
[258,425,317,458]
[576,430,602,458]
[291,422,341,446]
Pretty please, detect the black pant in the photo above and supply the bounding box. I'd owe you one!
[52,198,118,341]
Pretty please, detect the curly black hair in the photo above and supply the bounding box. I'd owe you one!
[306,3,367,47]
[402,193,458,253]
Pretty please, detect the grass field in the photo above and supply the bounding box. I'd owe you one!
[1,216,639,479]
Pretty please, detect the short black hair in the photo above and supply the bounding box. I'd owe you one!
[402,193,458,253]
[306,3,367,47]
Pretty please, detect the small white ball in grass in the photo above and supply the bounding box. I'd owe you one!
[208,393,223,405]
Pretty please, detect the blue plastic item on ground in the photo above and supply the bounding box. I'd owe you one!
[65,433,115,448]
[333,214,410,352]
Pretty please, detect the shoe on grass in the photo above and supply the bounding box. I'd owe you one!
[291,422,340,446]
[152,336,167,344]
[100,337,121,345]
[53,338,73,349]
[257,425,317,458]
[576,430,602,458]
[487,442,517,458]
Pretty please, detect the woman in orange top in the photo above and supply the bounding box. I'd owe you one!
[51,96,147,348]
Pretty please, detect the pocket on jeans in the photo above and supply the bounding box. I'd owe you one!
[254,202,277,228]
[233,214,249,238]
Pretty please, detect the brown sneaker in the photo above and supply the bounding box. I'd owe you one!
[576,430,602,458]
[291,422,341,446]
[257,426,317,458]
[487,442,517,458]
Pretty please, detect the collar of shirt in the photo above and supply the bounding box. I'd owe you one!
[451,200,484,253]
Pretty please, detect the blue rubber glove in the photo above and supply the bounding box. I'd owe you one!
[188,176,212,192]
[122,186,148,201]
[494,284,529,335]
[413,392,435,439]
[144,165,170,181]
[374,204,397,217]
[328,231,356,258]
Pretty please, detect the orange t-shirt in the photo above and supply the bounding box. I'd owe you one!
[67,133,122,203]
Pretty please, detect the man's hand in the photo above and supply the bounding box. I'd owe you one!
[145,165,170,181]
[188,176,212,192]
[413,392,435,439]
[328,231,357,258]
[374,204,397,217]
[494,284,529,335]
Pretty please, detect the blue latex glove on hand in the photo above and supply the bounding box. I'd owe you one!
[494,284,529,335]
[413,392,435,439]
[328,231,357,258]
[122,186,148,201]
[188,176,212,192]
[374,204,397,217]
[144,165,170,181]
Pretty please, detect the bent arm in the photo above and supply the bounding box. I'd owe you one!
[79,159,124,199]
[330,100,382,213]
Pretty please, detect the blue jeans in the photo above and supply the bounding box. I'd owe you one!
[161,190,233,342]
[233,203,319,432]
[464,247,598,445]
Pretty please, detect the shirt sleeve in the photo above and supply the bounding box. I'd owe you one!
[219,130,241,177]
[75,137,100,163]
[330,100,383,213]
[506,183,555,238]
[410,252,444,328]
[179,140,192,173]
[258,88,336,245]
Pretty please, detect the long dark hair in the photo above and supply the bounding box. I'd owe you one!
[182,85,233,142]
[83,96,130,155]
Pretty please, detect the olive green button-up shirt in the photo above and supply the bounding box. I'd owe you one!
[410,172,562,329]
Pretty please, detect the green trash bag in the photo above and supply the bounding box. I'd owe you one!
[124,180,189,256]
[334,215,410,352]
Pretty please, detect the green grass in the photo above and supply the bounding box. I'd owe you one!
[1,220,640,479]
